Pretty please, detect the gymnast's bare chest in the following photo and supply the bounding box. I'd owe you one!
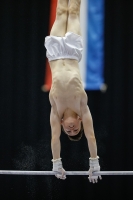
[50,93,82,118]
[49,83,85,118]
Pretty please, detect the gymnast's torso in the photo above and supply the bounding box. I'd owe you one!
[49,58,87,119]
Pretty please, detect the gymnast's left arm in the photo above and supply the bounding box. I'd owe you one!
[81,103,102,183]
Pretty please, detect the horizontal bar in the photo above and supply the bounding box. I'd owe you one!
[0,171,133,175]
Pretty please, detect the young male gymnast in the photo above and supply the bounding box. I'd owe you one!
[45,0,102,183]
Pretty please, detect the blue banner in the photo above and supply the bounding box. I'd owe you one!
[85,0,105,90]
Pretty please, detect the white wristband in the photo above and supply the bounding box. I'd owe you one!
[52,158,63,171]
[89,156,99,160]
[89,156,99,167]
[51,158,61,162]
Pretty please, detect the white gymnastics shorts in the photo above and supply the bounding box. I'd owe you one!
[44,32,83,63]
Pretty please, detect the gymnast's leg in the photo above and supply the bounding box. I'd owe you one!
[67,0,81,35]
[50,0,69,37]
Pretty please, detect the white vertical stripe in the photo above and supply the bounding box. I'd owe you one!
[79,0,88,88]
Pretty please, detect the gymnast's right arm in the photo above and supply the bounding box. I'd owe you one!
[50,106,66,180]
[50,106,61,160]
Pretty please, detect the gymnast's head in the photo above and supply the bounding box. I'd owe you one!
[61,111,84,141]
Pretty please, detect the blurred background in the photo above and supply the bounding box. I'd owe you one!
[0,0,133,199]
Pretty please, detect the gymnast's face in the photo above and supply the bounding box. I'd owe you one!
[61,116,82,136]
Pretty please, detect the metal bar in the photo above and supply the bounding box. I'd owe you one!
[0,171,133,175]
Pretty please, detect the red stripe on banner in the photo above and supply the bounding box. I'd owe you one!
[42,0,57,92]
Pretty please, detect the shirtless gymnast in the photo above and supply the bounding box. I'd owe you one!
[45,0,102,183]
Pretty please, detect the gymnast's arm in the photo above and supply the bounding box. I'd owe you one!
[81,99,98,158]
[50,106,61,160]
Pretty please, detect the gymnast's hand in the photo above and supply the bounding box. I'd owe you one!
[52,158,66,180]
[88,156,102,183]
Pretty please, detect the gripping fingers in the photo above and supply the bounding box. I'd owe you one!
[88,170,98,183]
[99,175,102,180]
[55,169,66,180]
[88,176,98,184]
[88,175,102,183]
[55,174,66,179]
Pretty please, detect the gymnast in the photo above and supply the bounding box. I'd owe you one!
[45,0,101,183]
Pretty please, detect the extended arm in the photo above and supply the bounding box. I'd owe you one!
[50,106,61,160]
[50,106,66,179]
[81,104,97,158]
[81,98,101,183]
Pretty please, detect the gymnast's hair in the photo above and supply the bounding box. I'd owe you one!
[62,122,84,141]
